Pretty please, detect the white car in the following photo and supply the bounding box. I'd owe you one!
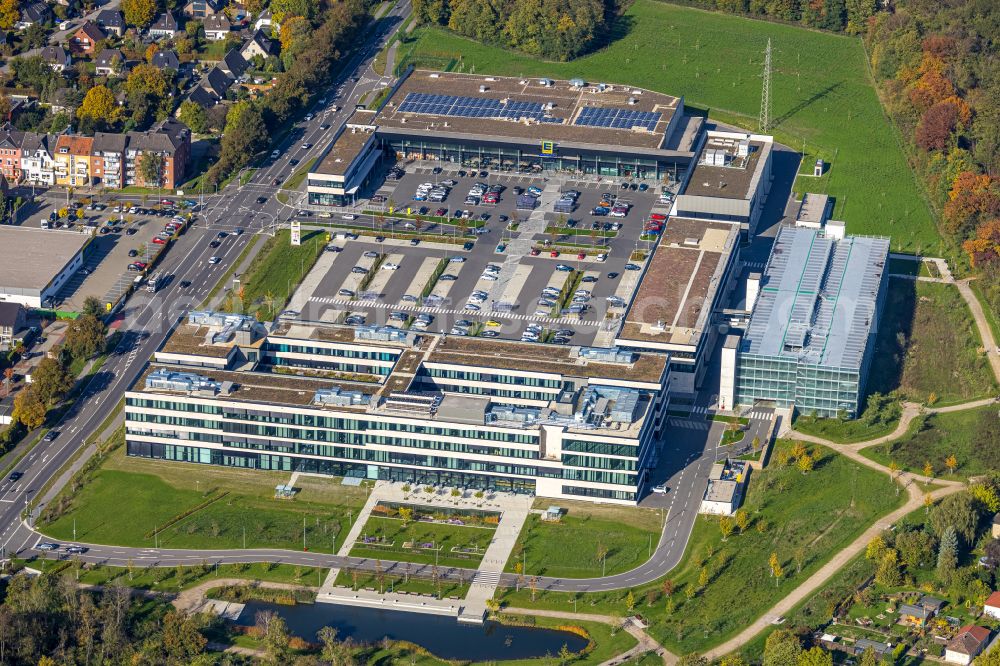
[651,484,668,494]
[448,256,466,263]
[382,263,400,270]
[209,256,221,264]
[464,303,481,311]
[341,214,357,220]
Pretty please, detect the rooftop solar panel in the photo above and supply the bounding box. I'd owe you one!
[397,92,564,124]
[575,106,661,132]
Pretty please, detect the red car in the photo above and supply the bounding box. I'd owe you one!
[550,250,559,258]
[577,252,586,260]
[650,213,667,222]
[435,208,447,217]
[151,237,166,245]
[530,248,540,256]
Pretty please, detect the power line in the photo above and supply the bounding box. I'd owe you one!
[759,38,772,134]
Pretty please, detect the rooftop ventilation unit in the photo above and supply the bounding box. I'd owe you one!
[354,325,409,343]
[580,385,642,423]
[489,404,541,425]
[569,78,586,87]
[313,386,371,407]
[146,368,222,395]
[574,346,636,364]
[382,392,441,416]
[479,85,488,92]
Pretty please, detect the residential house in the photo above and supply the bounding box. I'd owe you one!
[47,88,77,116]
[185,85,219,109]
[0,126,24,184]
[183,0,226,19]
[125,118,191,189]
[899,603,933,628]
[40,46,70,72]
[91,132,128,189]
[945,626,991,665]
[919,595,946,615]
[852,639,892,659]
[15,2,51,31]
[985,591,1000,620]
[148,13,180,39]
[204,15,231,40]
[54,135,94,188]
[240,29,277,61]
[201,67,234,100]
[0,303,27,350]
[20,133,57,185]
[95,49,126,77]
[70,22,106,55]
[95,9,126,37]
[253,8,274,33]
[219,49,248,80]
[150,50,180,71]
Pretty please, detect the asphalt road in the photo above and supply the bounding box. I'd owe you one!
[1,0,778,594]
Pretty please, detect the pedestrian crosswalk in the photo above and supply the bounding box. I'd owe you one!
[668,418,710,430]
[744,261,766,271]
[308,296,602,327]
[689,405,710,415]
[744,410,772,421]
[472,571,502,586]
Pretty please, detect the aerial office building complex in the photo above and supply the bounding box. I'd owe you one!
[720,226,890,417]
[125,313,671,504]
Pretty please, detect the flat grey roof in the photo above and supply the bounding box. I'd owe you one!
[741,226,890,370]
[0,227,90,291]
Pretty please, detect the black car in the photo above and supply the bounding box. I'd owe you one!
[217,231,228,238]
[607,272,620,279]
[463,242,474,250]
[126,228,137,235]
[180,280,191,288]
[290,159,300,166]
[42,431,59,442]
[128,249,138,257]
[256,196,268,204]
[209,240,221,248]
[8,471,23,482]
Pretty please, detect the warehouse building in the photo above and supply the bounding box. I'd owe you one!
[719,226,890,417]
[0,226,91,308]
[125,312,673,504]
[307,70,706,206]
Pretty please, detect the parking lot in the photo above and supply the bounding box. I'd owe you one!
[19,201,198,311]
[282,162,672,344]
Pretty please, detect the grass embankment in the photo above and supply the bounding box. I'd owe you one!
[349,516,496,568]
[399,0,938,253]
[861,404,1000,479]
[281,159,318,192]
[334,569,471,598]
[497,443,905,655]
[793,278,995,442]
[40,443,369,552]
[233,229,326,320]
[505,499,662,578]
[22,557,328,594]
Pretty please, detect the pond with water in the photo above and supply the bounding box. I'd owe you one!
[236,601,589,661]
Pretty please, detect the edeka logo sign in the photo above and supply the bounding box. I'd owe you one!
[541,141,554,155]
[290,220,301,246]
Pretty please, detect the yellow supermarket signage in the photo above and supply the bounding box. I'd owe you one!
[541,141,554,155]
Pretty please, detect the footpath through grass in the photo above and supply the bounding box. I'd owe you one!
[861,404,1000,479]
[497,444,904,655]
[506,499,663,578]
[349,515,495,568]
[41,445,369,552]
[400,0,938,253]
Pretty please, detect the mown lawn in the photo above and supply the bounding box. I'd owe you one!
[506,499,663,578]
[497,444,904,655]
[861,404,1000,479]
[398,0,938,252]
[41,446,369,552]
[237,228,326,320]
[349,516,496,568]
[792,415,900,444]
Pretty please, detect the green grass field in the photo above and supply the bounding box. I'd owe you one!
[497,444,904,655]
[237,228,326,320]
[862,404,1000,479]
[398,0,938,252]
[41,447,369,552]
[867,279,995,405]
[506,499,663,578]
[349,516,496,568]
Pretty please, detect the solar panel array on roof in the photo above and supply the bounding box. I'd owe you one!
[396,92,563,123]
[575,106,661,131]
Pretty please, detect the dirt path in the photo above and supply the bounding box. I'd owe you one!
[504,607,675,665]
[172,578,315,613]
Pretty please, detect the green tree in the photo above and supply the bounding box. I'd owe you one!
[64,314,106,361]
[719,516,735,541]
[859,648,878,666]
[122,0,157,29]
[178,101,208,133]
[259,611,290,665]
[975,644,1000,666]
[798,647,833,666]
[13,387,46,429]
[81,297,104,318]
[895,529,937,570]
[875,549,902,587]
[764,630,802,666]
[930,492,981,545]
[137,152,165,188]
[937,525,959,579]
[31,356,73,405]
[162,611,207,662]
